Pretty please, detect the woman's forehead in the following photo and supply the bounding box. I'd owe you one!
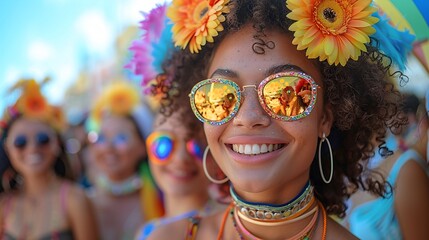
[208,25,322,84]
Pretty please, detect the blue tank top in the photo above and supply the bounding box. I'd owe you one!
[348,149,426,240]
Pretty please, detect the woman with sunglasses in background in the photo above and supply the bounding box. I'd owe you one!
[0,79,99,239]
[126,5,226,239]
[146,0,428,239]
[88,81,163,240]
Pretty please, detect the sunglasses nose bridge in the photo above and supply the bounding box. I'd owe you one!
[233,85,270,127]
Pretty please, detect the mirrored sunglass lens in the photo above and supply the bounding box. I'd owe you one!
[36,132,51,146]
[186,140,204,161]
[13,135,27,149]
[194,82,238,121]
[151,135,174,162]
[263,76,313,117]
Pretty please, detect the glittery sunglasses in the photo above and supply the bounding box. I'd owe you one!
[189,71,319,125]
[146,131,205,165]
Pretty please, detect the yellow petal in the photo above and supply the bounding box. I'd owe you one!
[324,36,335,55]
[216,24,224,31]
[346,29,369,43]
[207,35,214,42]
[218,15,226,22]
[353,0,372,13]
[349,19,372,28]
[208,28,218,37]
[207,20,218,28]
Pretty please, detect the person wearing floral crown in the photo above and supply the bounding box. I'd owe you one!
[144,0,429,239]
[126,4,227,240]
[0,79,99,239]
[88,80,163,240]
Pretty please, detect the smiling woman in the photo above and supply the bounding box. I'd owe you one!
[88,81,164,240]
[144,0,426,239]
[0,79,99,239]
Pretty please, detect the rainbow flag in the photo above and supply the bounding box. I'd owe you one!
[374,0,429,72]
[374,0,429,41]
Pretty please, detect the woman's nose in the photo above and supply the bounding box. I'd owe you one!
[169,144,194,165]
[232,86,270,128]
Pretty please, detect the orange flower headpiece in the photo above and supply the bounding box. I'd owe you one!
[167,0,231,53]
[91,81,140,123]
[0,78,65,135]
[90,81,154,138]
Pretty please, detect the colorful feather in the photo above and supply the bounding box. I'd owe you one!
[371,11,415,71]
[125,3,175,90]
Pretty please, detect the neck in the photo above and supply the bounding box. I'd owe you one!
[97,174,142,196]
[228,181,319,239]
[22,172,59,197]
[164,190,210,217]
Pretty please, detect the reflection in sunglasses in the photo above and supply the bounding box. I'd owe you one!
[11,132,51,149]
[190,71,318,125]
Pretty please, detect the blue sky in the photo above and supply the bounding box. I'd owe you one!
[0,0,166,113]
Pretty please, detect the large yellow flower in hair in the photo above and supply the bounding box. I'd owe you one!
[286,0,379,66]
[167,0,230,53]
[104,82,140,116]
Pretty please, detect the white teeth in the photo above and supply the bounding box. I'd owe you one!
[251,144,260,154]
[244,145,252,154]
[233,144,238,152]
[26,154,42,165]
[239,145,244,153]
[232,143,283,155]
[260,144,268,153]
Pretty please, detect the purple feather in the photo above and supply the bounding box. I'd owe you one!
[125,3,168,86]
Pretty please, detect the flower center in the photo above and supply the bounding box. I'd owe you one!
[314,0,350,35]
[323,7,336,23]
[29,98,43,111]
[193,1,210,22]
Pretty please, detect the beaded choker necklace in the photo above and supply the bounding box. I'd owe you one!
[230,182,314,221]
[96,174,142,196]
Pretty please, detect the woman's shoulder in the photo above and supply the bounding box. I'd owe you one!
[60,180,92,210]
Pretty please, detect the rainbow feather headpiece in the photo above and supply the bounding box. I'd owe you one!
[125,3,175,94]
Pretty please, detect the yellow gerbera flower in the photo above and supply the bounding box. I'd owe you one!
[104,82,140,116]
[167,0,230,53]
[286,0,379,66]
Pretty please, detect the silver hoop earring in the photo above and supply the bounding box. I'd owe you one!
[202,146,229,184]
[318,133,333,184]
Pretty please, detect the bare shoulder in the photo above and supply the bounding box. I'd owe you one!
[61,181,91,210]
[62,181,99,239]
[63,181,86,194]
[325,217,358,240]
